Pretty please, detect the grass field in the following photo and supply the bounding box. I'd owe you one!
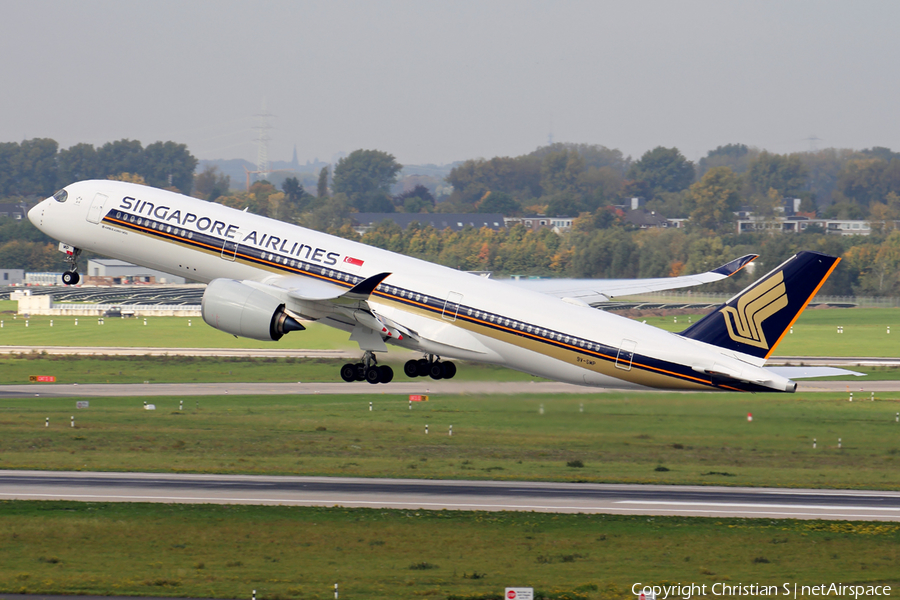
[625,307,899,357]
[2,305,898,357]
[3,391,900,489]
[1,501,897,600]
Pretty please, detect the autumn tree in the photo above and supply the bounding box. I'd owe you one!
[685,167,741,233]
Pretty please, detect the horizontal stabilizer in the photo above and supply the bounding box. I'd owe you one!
[767,366,865,379]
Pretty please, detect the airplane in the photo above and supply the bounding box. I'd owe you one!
[28,180,856,392]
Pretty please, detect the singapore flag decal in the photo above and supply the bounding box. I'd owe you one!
[344,256,364,267]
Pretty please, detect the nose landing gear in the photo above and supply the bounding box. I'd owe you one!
[340,351,393,384]
[61,246,82,285]
[404,355,456,380]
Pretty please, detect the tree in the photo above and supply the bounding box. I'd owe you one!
[698,143,757,178]
[141,141,198,194]
[97,139,145,178]
[332,149,402,212]
[281,176,309,210]
[685,167,741,233]
[13,138,59,196]
[193,165,231,201]
[626,147,695,199]
[317,167,329,198]
[396,185,436,213]
[445,156,542,206]
[540,149,586,195]
[744,151,808,198]
[57,143,102,185]
[476,191,520,215]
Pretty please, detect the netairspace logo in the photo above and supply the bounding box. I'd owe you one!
[633,583,892,599]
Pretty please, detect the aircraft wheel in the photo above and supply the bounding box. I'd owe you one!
[339,363,357,382]
[441,361,457,379]
[403,360,419,378]
[416,358,430,377]
[428,362,444,380]
[365,367,381,384]
[62,271,80,285]
[378,365,394,384]
[354,363,367,381]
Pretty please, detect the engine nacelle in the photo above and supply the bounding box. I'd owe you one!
[202,278,305,341]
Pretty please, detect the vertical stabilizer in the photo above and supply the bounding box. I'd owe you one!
[678,251,840,359]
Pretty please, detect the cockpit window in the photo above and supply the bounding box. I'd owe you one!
[52,189,68,203]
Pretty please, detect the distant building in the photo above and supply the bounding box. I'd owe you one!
[735,216,898,236]
[503,216,574,233]
[0,269,24,285]
[86,259,186,284]
[25,272,64,285]
[0,202,27,220]
[624,209,670,229]
[352,213,506,235]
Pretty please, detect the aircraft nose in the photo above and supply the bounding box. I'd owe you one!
[27,201,44,227]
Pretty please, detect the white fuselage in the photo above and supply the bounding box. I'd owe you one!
[28,180,793,391]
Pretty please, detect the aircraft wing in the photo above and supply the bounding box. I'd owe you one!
[503,254,757,304]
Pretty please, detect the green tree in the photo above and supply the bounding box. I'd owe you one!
[476,191,520,215]
[317,167,329,198]
[141,141,198,194]
[445,156,542,206]
[744,151,808,198]
[698,143,757,178]
[281,176,309,210]
[97,139,145,178]
[394,185,436,213]
[193,165,231,201]
[540,149,586,195]
[626,147,695,199]
[332,149,402,212]
[57,143,102,185]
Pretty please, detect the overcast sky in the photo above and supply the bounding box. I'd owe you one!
[3,0,899,167]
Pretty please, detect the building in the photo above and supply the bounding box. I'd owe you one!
[624,209,670,229]
[503,216,574,233]
[735,216,898,236]
[0,269,24,285]
[351,213,506,235]
[0,202,27,220]
[25,272,64,285]
[85,259,186,285]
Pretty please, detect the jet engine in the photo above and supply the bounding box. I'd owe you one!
[201,278,305,341]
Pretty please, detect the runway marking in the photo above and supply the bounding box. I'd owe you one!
[617,500,900,512]
[2,493,899,520]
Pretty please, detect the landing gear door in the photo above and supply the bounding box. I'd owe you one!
[615,339,637,371]
[442,291,462,321]
[86,193,108,224]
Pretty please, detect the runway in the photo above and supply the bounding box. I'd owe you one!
[1,378,898,398]
[2,470,900,521]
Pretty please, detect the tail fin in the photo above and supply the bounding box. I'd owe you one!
[679,251,840,359]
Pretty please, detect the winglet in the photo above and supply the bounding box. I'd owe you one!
[711,254,758,277]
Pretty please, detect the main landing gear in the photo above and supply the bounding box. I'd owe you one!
[404,355,457,380]
[340,351,394,385]
[61,246,82,285]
